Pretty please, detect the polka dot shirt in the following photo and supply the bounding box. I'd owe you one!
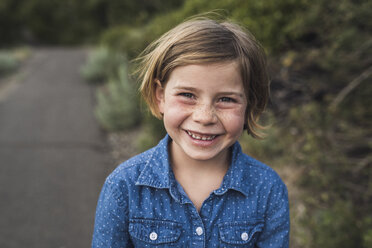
[92,135,289,247]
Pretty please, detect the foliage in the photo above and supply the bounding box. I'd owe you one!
[0,0,23,45]
[135,113,166,152]
[0,0,103,45]
[101,0,318,59]
[95,61,141,130]
[81,47,125,83]
[101,25,147,59]
[0,0,185,46]
[284,100,371,248]
[0,51,19,76]
[100,0,184,26]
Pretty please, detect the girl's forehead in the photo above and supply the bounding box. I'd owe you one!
[169,61,241,80]
[165,62,245,90]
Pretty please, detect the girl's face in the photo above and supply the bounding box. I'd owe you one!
[155,62,247,164]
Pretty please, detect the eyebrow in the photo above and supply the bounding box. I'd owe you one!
[173,86,197,91]
[173,86,245,98]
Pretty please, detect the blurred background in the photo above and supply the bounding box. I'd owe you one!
[0,0,371,247]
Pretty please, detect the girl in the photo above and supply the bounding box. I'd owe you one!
[92,17,290,247]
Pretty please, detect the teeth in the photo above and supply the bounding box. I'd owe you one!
[187,131,216,141]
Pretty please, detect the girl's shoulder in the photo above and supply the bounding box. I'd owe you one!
[106,146,157,185]
[242,153,278,175]
[235,142,282,179]
[105,135,171,190]
[232,142,286,190]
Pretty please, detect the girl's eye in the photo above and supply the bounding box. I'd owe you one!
[179,92,194,98]
[219,97,236,103]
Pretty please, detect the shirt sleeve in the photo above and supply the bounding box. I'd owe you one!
[92,179,131,248]
[256,179,290,248]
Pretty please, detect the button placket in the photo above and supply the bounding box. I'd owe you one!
[189,204,205,246]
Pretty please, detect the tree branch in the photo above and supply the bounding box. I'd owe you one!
[330,65,372,110]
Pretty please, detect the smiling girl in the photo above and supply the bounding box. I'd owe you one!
[92,17,290,247]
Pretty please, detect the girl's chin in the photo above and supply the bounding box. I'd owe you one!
[181,144,228,162]
[184,152,220,162]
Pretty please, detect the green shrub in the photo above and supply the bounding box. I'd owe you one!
[0,51,19,76]
[81,46,125,83]
[135,112,166,152]
[363,218,372,248]
[95,61,141,130]
[100,0,314,59]
[101,25,149,59]
[305,201,361,247]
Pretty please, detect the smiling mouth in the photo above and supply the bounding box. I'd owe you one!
[186,130,217,141]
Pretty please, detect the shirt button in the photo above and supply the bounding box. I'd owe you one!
[196,227,203,236]
[149,232,158,241]
[241,232,249,241]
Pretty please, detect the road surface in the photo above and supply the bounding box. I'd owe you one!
[0,48,112,247]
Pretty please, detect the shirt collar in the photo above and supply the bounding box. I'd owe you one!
[214,142,250,197]
[135,134,250,198]
[135,135,186,203]
[135,135,172,189]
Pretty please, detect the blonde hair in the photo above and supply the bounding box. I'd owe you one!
[136,17,269,138]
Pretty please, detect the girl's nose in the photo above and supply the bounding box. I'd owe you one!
[192,103,217,125]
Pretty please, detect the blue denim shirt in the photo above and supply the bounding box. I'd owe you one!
[92,135,289,247]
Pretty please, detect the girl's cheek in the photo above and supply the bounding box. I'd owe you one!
[168,97,194,110]
[165,99,193,119]
[219,108,246,128]
[218,106,245,118]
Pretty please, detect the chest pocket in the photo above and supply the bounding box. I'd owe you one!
[129,218,182,246]
[218,220,264,247]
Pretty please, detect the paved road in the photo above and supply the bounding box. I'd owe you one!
[0,48,112,247]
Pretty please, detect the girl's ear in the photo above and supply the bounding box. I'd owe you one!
[155,79,165,114]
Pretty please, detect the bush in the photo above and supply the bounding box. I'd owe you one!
[306,201,360,247]
[95,61,141,130]
[135,112,166,152]
[81,47,125,83]
[100,0,314,59]
[0,51,19,76]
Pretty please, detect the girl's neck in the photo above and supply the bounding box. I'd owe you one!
[168,140,231,211]
[169,141,231,177]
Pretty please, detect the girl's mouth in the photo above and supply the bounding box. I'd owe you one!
[186,130,217,141]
